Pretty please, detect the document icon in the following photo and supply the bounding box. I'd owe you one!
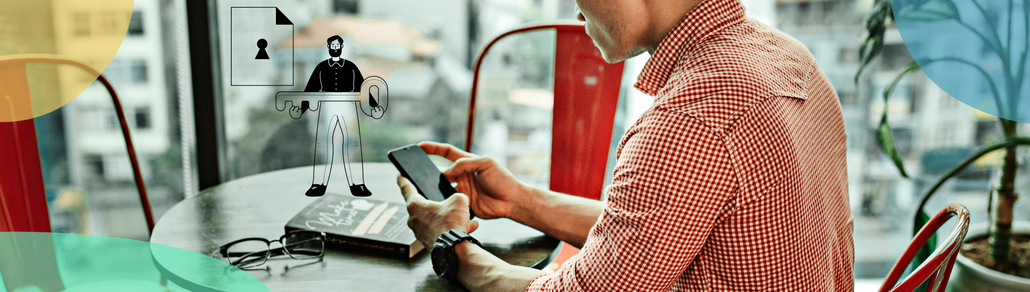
[230,7,294,86]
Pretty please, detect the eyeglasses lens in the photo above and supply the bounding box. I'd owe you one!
[225,240,270,268]
[282,231,324,260]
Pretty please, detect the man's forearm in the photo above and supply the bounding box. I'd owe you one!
[510,188,603,248]
[457,241,545,292]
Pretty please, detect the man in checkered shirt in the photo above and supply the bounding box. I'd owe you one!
[399,0,854,290]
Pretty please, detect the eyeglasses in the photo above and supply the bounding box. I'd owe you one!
[217,230,326,270]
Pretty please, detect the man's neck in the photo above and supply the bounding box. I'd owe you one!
[331,57,341,62]
[644,0,704,54]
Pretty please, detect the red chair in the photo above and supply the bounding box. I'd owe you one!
[464,23,625,270]
[0,54,157,291]
[880,203,970,292]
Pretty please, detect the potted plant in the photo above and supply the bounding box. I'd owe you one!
[857,0,1030,290]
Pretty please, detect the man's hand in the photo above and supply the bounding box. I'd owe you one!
[418,141,529,220]
[398,175,479,249]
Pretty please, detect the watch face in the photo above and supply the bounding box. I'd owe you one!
[431,244,448,276]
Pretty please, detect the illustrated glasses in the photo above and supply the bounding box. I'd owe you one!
[217,230,326,270]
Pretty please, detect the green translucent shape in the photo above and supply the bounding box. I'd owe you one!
[0,232,270,292]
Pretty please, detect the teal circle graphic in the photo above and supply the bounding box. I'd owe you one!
[892,0,1030,122]
[0,232,270,292]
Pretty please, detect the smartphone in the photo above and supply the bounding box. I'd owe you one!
[388,144,475,219]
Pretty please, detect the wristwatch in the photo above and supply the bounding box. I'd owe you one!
[432,229,481,282]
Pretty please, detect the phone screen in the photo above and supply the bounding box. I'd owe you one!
[388,144,474,219]
[388,145,456,202]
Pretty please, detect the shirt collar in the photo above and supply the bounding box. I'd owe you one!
[329,58,345,68]
[633,0,746,96]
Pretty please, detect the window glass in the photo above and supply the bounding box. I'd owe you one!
[205,1,1030,289]
[468,30,556,189]
[34,0,195,241]
[72,12,90,37]
[135,106,151,129]
[215,0,579,182]
[765,0,1030,287]
[128,11,143,36]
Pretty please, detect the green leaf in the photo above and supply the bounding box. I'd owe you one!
[874,61,921,178]
[865,0,893,32]
[896,0,959,21]
[877,116,909,178]
[856,0,892,84]
[912,210,937,270]
[855,33,885,84]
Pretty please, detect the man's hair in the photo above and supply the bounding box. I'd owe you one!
[327,35,344,46]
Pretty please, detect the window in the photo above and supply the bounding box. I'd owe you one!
[195,1,1030,289]
[73,12,90,37]
[85,155,105,179]
[35,0,194,242]
[107,112,119,131]
[103,59,148,84]
[332,0,359,14]
[214,1,578,180]
[773,0,1030,286]
[128,11,143,36]
[101,11,121,35]
[135,106,151,129]
[129,59,147,83]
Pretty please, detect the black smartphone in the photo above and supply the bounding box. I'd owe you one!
[388,144,475,219]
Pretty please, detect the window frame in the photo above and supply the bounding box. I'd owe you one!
[185,0,229,190]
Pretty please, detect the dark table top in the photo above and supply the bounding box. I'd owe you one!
[150,163,559,292]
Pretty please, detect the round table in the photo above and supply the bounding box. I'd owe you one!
[150,163,560,292]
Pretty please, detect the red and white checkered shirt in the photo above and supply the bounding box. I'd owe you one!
[527,0,854,291]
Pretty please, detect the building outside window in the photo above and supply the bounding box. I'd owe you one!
[135,106,150,130]
[127,11,143,36]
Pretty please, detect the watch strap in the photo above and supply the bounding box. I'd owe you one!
[435,229,481,281]
[440,229,481,247]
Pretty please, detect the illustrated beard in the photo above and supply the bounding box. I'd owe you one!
[329,48,342,58]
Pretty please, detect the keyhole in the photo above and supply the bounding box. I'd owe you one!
[255,38,270,60]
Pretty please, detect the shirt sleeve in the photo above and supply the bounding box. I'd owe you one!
[304,62,324,92]
[527,109,738,292]
[350,61,364,92]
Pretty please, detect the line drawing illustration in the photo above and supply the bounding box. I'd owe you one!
[230,6,294,86]
[275,35,389,197]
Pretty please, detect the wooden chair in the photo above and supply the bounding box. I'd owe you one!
[463,23,624,271]
[880,203,971,292]
[0,54,157,292]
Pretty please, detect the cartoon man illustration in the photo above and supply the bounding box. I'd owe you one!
[304,35,363,92]
[275,34,388,198]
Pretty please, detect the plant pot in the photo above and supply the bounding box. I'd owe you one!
[948,221,1030,292]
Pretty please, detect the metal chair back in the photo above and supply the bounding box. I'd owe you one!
[464,23,624,200]
[0,54,155,234]
[880,203,971,292]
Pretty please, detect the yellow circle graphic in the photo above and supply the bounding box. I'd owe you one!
[0,0,134,122]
